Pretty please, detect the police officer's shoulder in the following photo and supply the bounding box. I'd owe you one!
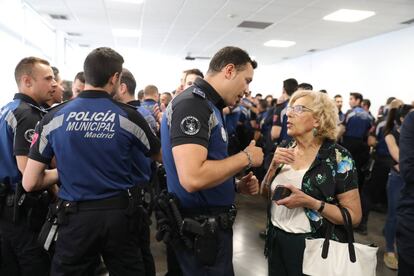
[41,100,71,122]
[111,100,146,123]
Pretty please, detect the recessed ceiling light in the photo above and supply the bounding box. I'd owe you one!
[112,28,141,37]
[109,0,144,4]
[323,9,375,23]
[264,40,296,48]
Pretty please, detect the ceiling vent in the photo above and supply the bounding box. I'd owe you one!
[401,18,414,25]
[237,21,272,29]
[67,32,82,36]
[49,14,69,20]
[79,44,90,48]
[307,49,318,53]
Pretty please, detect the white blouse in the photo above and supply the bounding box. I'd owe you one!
[270,164,311,233]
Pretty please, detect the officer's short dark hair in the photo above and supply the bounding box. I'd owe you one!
[144,85,159,97]
[84,47,124,88]
[137,89,144,101]
[184,68,204,78]
[207,46,257,74]
[120,68,136,96]
[386,97,396,105]
[334,94,342,99]
[283,78,298,96]
[52,66,60,80]
[74,71,85,83]
[362,99,371,109]
[14,56,50,85]
[298,82,313,90]
[350,92,363,102]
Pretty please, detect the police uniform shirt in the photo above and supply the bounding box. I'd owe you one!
[225,106,241,136]
[141,99,159,122]
[343,106,373,139]
[161,78,234,209]
[0,93,45,190]
[272,100,291,144]
[28,90,160,201]
[127,100,156,184]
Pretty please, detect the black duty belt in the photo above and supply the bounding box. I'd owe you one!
[181,205,237,231]
[61,194,129,211]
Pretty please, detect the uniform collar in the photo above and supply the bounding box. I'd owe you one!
[77,90,112,98]
[194,78,225,109]
[127,100,141,107]
[13,93,40,107]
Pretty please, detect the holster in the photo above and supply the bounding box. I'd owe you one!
[193,218,219,266]
[38,201,61,251]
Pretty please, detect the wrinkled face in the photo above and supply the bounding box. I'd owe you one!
[72,79,85,97]
[286,96,318,138]
[224,63,254,106]
[31,63,57,104]
[335,96,343,110]
[183,74,199,90]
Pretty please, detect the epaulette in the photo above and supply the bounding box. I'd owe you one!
[192,87,206,99]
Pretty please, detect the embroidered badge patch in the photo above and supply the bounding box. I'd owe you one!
[24,129,35,143]
[180,116,201,135]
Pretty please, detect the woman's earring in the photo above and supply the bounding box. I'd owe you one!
[312,127,318,137]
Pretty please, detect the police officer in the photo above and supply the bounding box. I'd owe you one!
[0,56,57,275]
[339,92,373,188]
[160,46,263,275]
[22,47,161,275]
[113,68,156,276]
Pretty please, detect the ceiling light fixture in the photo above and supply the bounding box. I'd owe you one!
[110,0,144,4]
[112,28,141,37]
[264,40,296,48]
[323,9,375,22]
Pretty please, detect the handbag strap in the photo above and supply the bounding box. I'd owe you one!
[339,207,356,263]
[320,206,356,263]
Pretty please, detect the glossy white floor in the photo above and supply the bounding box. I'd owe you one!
[150,194,397,276]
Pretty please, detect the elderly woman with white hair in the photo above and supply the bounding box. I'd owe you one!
[263,90,362,276]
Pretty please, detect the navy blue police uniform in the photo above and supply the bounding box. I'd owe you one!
[397,111,414,275]
[341,106,373,188]
[272,100,291,145]
[127,99,157,276]
[161,78,235,275]
[141,99,160,122]
[29,90,160,275]
[0,93,50,275]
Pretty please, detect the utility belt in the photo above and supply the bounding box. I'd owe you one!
[38,186,144,252]
[155,190,237,266]
[0,182,51,232]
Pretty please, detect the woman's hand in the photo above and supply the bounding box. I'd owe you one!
[271,147,295,168]
[274,183,319,210]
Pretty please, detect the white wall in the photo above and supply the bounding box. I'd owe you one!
[1,0,414,114]
[250,25,414,115]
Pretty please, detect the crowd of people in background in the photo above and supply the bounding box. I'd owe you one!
[1,46,413,276]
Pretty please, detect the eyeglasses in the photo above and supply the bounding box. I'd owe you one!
[286,105,313,114]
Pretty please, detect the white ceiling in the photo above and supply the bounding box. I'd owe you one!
[24,0,414,64]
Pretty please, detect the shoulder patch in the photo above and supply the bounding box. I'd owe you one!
[192,88,206,99]
[180,116,201,135]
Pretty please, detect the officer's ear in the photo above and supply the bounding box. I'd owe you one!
[223,64,236,80]
[21,74,33,89]
[109,72,121,86]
